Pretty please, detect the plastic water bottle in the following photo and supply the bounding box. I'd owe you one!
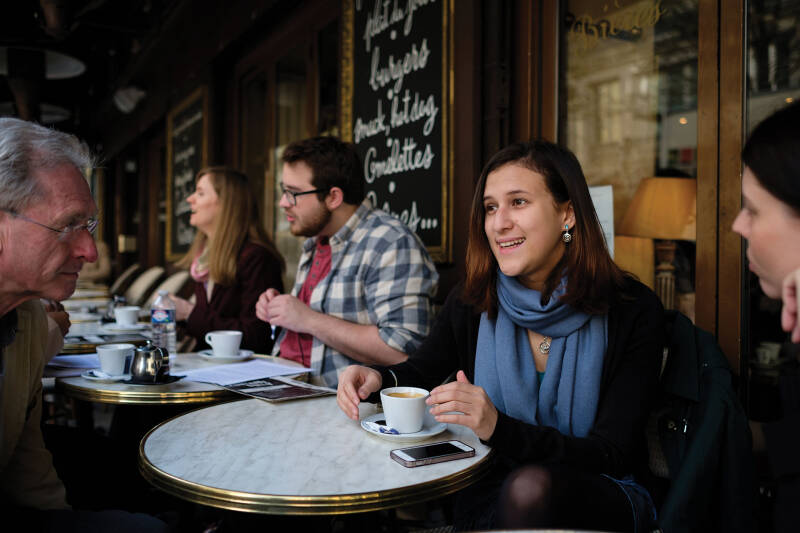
[151,290,177,355]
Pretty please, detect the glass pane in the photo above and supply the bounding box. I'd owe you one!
[744,0,800,418]
[560,0,699,320]
[318,19,340,136]
[240,72,267,220]
[273,45,310,291]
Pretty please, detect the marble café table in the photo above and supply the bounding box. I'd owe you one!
[57,352,262,405]
[138,396,493,515]
[56,353,306,405]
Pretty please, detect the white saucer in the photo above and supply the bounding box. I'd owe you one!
[81,369,131,383]
[72,289,108,298]
[360,412,447,443]
[198,349,254,363]
[68,312,103,323]
[102,323,148,333]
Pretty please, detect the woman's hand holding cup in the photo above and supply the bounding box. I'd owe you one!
[427,370,498,441]
[337,365,382,420]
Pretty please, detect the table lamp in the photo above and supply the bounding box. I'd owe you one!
[618,177,696,310]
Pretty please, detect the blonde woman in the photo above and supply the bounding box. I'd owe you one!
[174,167,284,353]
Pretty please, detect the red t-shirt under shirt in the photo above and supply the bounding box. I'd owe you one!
[279,237,331,367]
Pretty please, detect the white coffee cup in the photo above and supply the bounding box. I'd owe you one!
[204,330,243,357]
[96,343,135,376]
[380,386,429,433]
[114,306,140,326]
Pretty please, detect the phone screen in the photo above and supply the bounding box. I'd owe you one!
[400,442,466,460]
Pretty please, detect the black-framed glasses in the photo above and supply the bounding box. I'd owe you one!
[279,184,328,206]
[2,209,98,241]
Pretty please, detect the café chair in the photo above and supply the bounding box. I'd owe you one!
[108,262,142,296]
[142,270,191,310]
[123,265,165,307]
[646,310,753,533]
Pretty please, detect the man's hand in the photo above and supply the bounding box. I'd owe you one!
[781,268,800,343]
[255,288,281,323]
[427,370,498,441]
[41,299,64,313]
[255,289,407,366]
[172,295,195,321]
[336,365,383,420]
[48,311,70,336]
[260,293,317,335]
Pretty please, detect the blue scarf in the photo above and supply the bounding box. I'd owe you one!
[475,272,607,437]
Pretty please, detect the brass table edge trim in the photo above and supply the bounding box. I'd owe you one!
[55,379,234,405]
[138,419,494,515]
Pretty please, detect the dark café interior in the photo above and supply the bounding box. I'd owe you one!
[1,0,800,532]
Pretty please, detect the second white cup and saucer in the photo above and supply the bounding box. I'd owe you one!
[81,369,130,383]
[83,343,135,382]
[199,330,254,363]
[103,306,146,332]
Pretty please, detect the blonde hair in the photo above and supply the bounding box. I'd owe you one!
[177,166,284,285]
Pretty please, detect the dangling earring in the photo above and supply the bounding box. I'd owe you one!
[562,224,572,243]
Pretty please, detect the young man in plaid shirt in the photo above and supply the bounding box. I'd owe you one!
[256,136,438,387]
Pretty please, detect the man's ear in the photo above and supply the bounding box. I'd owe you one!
[325,187,345,211]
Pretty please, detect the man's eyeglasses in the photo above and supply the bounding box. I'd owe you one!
[280,184,328,206]
[2,209,98,241]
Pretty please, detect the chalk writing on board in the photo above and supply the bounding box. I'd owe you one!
[349,0,448,254]
[166,87,206,261]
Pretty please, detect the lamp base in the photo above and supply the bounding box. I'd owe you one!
[654,240,677,310]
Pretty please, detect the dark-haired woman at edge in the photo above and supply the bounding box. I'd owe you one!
[337,141,665,531]
[732,101,800,532]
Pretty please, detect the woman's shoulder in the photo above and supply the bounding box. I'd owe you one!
[441,282,484,319]
[237,241,283,271]
[611,275,665,319]
[239,240,275,258]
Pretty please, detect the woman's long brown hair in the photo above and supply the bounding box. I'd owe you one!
[177,166,284,285]
[464,141,627,316]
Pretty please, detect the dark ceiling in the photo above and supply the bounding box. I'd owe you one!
[0,0,180,133]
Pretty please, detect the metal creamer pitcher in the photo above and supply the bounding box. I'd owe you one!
[131,341,170,383]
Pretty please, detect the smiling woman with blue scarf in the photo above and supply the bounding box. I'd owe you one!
[337,141,665,532]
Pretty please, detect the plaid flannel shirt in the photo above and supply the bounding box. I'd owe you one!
[273,199,438,387]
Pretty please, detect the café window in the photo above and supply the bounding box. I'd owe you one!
[559,0,699,320]
[236,9,339,291]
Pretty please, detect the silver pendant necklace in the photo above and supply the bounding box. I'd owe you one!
[538,336,552,355]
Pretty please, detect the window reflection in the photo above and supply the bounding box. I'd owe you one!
[560,0,699,319]
[274,45,310,291]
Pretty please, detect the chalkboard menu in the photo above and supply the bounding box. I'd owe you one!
[166,87,208,261]
[341,0,453,262]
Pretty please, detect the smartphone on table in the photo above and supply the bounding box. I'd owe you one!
[390,440,475,468]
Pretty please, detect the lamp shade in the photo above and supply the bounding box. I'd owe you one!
[618,177,696,241]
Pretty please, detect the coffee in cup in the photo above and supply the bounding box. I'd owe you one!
[204,330,243,357]
[387,391,424,398]
[114,306,140,326]
[96,343,135,376]
[380,386,429,433]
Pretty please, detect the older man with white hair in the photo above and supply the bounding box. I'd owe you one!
[0,118,167,531]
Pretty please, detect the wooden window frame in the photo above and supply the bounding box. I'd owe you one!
[516,0,746,373]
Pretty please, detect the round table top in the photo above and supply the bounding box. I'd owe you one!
[139,397,493,515]
[56,352,296,405]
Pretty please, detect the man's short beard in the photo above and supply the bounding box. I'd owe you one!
[290,204,332,237]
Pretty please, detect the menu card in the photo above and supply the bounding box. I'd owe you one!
[224,376,335,403]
